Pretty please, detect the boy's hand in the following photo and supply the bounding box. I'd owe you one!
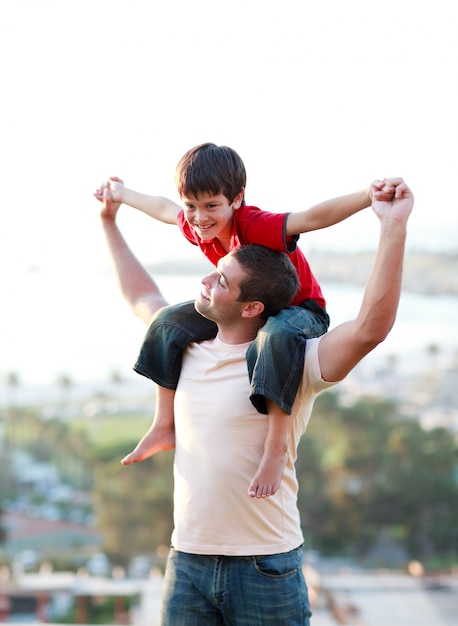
[371,177,407,201]
[94,176,125,203]
[107,176,125,203]
[370,177,402,202]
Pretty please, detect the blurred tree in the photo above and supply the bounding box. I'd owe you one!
[109,369,124,385]
[3,371,21,444]
[296,392,457,563]
[372,422,457,558]
[92,447,173,563]
[57,372,74,412]
[0,448,14,545]
[5,392,456,567]
[5,370,21,401]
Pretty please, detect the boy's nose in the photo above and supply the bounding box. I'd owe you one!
[195,209,209,222]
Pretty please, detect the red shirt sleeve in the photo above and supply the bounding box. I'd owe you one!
[232,205,298,252]
[177,206,325,307]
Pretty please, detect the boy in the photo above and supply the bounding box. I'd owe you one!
[95,143,378,498]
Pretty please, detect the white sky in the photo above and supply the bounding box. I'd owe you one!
[2,0,457,271]
[1,0,457,386]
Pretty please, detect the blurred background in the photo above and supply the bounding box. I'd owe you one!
[1,1,457,623]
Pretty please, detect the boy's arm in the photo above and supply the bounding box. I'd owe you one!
[99,188,170,325]
[317,178,413,382]
[95,176,182,225]
[285,186,373,235]
[121,187,182,225]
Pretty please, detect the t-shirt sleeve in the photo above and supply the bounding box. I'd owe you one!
[235,207,299,253]
[304,337,340,394]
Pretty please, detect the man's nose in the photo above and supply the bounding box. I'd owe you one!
[202,271,217,288]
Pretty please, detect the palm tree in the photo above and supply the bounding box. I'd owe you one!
[426,342,440,362]
[56,372,74,416]
[5,370,21,407]
[3,371,21,445]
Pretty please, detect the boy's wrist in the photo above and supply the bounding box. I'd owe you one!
[366,186,373,205]
[121,187,135,205]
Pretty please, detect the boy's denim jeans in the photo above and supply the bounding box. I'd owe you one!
[160,546,312,625]
[134,299,329,415]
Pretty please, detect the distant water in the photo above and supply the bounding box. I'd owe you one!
[2,271,457,395]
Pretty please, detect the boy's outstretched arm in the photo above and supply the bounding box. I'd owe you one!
[95,176,182,225]
[285,179,397,236]
[99,188,169,325]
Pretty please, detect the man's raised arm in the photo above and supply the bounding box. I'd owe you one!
[318,178,414,383]
[99,188,169,326]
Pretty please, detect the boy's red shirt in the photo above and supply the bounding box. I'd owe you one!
[178,204,326,308]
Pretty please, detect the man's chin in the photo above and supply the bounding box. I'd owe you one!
[194,300,210,320]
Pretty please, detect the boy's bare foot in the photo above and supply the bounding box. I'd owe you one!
[121,424,175,465]
[248,446,288,498]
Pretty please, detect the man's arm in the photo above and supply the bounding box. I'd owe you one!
[99,188,169,325]
[317,178,414,382]
[95,176,182,225]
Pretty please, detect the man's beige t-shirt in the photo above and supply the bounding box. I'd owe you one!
[172,335,336,556]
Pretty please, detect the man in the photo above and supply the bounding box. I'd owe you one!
[98,177,413,625]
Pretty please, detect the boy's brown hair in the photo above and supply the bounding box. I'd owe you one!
[175,143,246,204]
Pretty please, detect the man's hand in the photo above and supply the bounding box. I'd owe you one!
[99,187,122,221]
[370,178,414,225]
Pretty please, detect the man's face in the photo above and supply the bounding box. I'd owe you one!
[181,191,242,242]
[195,254,247,323]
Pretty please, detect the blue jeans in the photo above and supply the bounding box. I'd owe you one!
[160,546,312,625]
[134,299,329,415]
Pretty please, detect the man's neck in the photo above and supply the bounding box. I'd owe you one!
[216,319,263,345]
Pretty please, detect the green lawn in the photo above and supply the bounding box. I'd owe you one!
[71,413,153,448]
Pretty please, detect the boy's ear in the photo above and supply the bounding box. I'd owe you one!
[232,188,245,210]
[241,300,264,319]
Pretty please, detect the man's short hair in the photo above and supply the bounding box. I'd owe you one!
[232,245,299,319]
[175,143,246,204]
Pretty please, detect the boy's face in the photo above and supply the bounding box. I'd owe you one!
[181,191,243,243]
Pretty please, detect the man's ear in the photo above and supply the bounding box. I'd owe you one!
[232,188,245,210]
[241,300,264,319]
